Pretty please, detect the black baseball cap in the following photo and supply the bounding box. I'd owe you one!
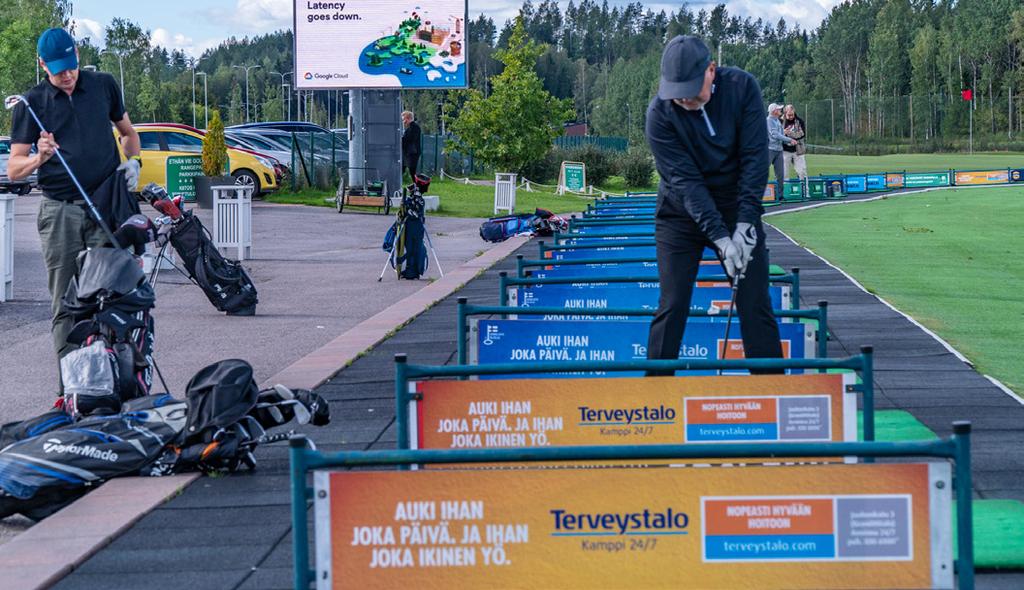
[658,36,711,100]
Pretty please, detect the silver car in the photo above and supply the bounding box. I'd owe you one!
[0,137,37,195]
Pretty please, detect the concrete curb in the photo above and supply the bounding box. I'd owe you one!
[0,474,198,590]
[0,233,528,587]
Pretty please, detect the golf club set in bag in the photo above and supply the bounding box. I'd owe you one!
[380,173,443,281]
[0,96,317,520]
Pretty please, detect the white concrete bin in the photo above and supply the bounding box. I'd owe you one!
[0,194,14,302]
[212,185,253,261]
[494,173,517,215]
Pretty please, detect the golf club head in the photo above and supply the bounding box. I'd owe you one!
[4,95,26,111]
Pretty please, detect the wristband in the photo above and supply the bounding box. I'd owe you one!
[130,155,142,167]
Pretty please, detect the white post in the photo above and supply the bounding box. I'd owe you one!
[0,194,14,302]
[212,184,253,261]
[494,173,517,215]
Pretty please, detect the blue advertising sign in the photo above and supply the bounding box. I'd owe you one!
[543,246,717,261]
[575,224,653,235]
[866,174,886,191]
[529,260,724,279]
[558,236,653,246]
[588,208,656,216]
[471,319,812,378]
[1010,168,1024,183]
[845,175,867,193]
[510,283,788,311]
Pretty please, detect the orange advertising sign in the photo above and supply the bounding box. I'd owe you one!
[313,463,952,589]
[954,169,1009,185]
[412,374,855,452]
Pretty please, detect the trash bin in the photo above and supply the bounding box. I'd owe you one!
[0,194,13,302]
[212,185,253,261]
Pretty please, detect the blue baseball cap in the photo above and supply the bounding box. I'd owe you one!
[658,35,711,100]
[37,28,78,75]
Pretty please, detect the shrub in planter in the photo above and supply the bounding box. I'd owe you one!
[196,110,232,208]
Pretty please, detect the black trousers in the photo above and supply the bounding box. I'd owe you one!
[403,153,419,179]
[646,216,783,375]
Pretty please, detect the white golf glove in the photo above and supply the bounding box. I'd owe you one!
[713,236,742,280]
[117,157,141,192]
[732,222,757,275]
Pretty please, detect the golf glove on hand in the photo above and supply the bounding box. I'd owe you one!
[113,214,156,255]
[713,236,743,280]
[732,222,757,275]
[117,158,141,192]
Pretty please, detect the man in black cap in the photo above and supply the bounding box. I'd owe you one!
[7,27,141,391]
[644,35,782,373]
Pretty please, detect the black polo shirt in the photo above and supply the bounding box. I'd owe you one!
[10,70,125,202]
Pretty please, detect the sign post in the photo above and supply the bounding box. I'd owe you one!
[558,161,587,195]
[166,155,205,202]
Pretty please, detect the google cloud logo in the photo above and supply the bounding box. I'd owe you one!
[304,72,313,80]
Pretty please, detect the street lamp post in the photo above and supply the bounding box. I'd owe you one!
[101,49,126,105]
[271,71,293,120]
[188,57,207,128]
[232,64,262,123]
[196,71,209,129]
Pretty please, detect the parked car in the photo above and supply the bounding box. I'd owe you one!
[117,123,282,196]
[228,121,331,135]
[0,137,36,195]
[224,130,311,171]
[237,128,348,168]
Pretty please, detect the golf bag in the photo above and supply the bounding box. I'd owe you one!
[60,247,156,419]
[0,359,330,520]
[167,211,258,316]
[384,178,430,280]
[479,208,567,243]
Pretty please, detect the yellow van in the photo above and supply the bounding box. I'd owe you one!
[117,123,282,196]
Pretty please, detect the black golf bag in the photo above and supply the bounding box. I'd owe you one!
[167,211,258,316]
[60,247,156,418]
[383,176,430,280]
[0,359,329,520]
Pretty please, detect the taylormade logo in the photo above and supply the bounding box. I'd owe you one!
[43,438,119,462]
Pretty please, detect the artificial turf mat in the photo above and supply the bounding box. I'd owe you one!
[955,499,1024,569]
[860,409,938,442]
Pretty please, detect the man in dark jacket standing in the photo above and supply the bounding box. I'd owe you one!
[644,35,782,374]
[401,110,421,180]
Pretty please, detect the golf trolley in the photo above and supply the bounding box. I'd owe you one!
[378,174,443,281]
[335,167,392,215]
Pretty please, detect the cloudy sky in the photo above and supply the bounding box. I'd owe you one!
[71,0,842,57]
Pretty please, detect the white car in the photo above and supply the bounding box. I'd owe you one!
[0,137,36,195]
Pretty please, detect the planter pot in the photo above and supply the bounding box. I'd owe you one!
[194,175,233,209]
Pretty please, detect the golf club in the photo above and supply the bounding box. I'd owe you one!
[712,247,742,376]
[4,94,121,249]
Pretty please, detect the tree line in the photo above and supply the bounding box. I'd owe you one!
[3,0,1024,153]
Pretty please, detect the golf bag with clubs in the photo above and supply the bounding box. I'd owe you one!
[0,359,330,520]
[60,245,157,419]
[382,174,432,280]
[142,184,259,316]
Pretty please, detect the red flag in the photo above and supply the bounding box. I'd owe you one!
[961,89,973,101]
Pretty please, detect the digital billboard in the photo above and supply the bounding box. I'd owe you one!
[294,1,468,89]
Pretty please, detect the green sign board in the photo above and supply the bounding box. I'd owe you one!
[783,181,803,200]
[904,171,950,188]
[807,179,826,199]
[561,161,586,192]
[166,156,204,202]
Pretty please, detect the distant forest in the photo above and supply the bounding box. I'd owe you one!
[4,0,1024,152]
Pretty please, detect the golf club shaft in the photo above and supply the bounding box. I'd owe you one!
[16,98,121,249]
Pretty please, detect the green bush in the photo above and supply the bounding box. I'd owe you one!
[619,149,655,188]
[564,144,617,187]
[520,147,566,184]
[201,110,228,177]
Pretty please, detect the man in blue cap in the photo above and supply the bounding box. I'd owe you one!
[644,35,783,374]
[7,28,141,388]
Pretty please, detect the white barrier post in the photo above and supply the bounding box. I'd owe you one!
[494,173,517,215]
[0,194,14,302]
[212,184,253,261]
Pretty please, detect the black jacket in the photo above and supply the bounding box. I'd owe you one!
[645,66,768,242]
[402,121,421,158]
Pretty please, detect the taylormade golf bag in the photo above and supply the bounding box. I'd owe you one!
[167,211,258,316]
[60,247,156,419]
[0,359,329,520]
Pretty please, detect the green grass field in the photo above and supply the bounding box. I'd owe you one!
[773,152,1024,179]
[769,186,1024,394]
